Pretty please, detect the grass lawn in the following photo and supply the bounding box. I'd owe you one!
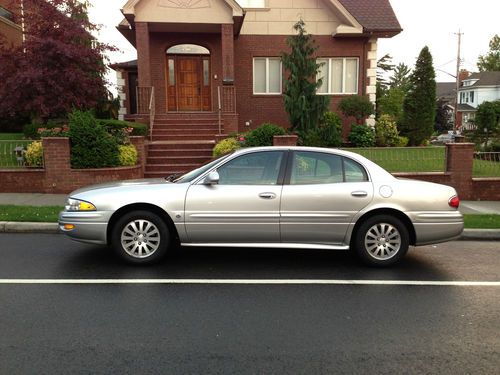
[0,205,63,222]
[347,146,500,177]
[0,133,24,140]
[463,214,500,229]
[0,138,37,168]
[472,159,500,177]
[347,147,446,173]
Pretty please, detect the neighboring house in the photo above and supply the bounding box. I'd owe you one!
[113,0,401,177]
[0,0,22,47]
[457,71,500,130]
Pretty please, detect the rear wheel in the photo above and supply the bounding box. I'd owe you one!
[111,210,170,265]
[353,215,409,267]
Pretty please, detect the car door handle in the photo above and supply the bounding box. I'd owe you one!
[351,191,368,197]
[259,192,276,199]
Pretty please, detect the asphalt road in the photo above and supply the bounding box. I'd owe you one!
[0,234,499,374]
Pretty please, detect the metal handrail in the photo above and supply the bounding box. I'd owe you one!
[217,86,222,135]
[149,88,155,142]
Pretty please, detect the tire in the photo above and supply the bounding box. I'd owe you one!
[111,210,170,265]
[353,214,409,267]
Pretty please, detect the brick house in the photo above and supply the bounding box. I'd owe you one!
[112,0,401,177]
[0,0,22,47]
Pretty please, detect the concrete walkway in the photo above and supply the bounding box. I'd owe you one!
[0,193,498,215]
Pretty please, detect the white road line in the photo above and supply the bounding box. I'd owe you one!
[0,279,499,286]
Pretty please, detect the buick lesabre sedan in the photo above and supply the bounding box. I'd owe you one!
[59,147,463,266]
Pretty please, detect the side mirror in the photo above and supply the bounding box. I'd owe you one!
[203,171,220,185]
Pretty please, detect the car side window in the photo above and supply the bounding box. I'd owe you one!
[290,151,343,185]
[217,151,284,185]
[343,157,368,182]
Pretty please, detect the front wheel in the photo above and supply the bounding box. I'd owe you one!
[111,210,170,265]
[353,215,409,267]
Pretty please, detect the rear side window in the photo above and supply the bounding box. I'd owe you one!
[289,151,368,184]
[343,157,368,182]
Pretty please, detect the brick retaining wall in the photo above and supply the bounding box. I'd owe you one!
[0,137,146,194]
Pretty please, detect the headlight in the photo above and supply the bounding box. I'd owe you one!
[65,198,96,211]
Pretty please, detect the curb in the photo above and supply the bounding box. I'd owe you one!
[459,229,500,241]
[0,222,499,240]
[0,221,59,234]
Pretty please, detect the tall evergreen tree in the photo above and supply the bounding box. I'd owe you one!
[282,20,329,134]
[401,46,436,145]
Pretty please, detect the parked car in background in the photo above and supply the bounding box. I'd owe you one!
[431,131,455,145]
[59,147,463,267]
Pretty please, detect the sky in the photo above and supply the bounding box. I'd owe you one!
[86,0,500,91]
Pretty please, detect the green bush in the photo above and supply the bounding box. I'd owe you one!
[244,123,286,147]
[24,141,43,167]
[118,144,138,166]
[213,138,241,158]
[69,110,120,168]
[97,119,148,137]
[348,124,375,147]
[23,121,43,139]
[301,112,342,147]
[338,96,374,124]
[396,136,409,147]
[375,115,400,147]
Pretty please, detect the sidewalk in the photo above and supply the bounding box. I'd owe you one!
[0,193,499,215]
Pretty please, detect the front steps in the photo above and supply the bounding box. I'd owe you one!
[144,114,221,178]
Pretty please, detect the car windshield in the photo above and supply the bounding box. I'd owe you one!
[174,154,232,183]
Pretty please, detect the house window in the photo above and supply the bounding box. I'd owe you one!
[0,6,13,21]
[316,58,359,94]
[253,58,282,94]
[470,91,474,103]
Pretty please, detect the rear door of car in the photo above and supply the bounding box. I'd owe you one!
[184,150,287,243]
[280,150,373,245]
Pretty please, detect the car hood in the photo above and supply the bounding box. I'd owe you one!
[69,178,170,196]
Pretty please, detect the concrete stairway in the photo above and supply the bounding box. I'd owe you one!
[145,113,221,178]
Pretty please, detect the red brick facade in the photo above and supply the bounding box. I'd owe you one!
[129,30,371,135]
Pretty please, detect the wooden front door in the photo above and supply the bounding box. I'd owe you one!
[178,57,201,111]
[167,55,211,112]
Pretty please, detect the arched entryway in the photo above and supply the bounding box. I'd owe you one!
[166,44,211,112]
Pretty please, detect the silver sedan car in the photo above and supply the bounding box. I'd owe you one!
[59,147,463,266]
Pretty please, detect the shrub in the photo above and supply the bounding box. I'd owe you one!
[97,119,148,137]
[23,121,43,139]
[301,112,342,147]
[68,110,120,168]
[24,141,43,167]
[38,125,69,138]
[375,115,400,147]
[348,124,375,147]
[213,138,241,158]
[118,144,138,166]
[338,96,374,124]
[244,123,286,147]
[395,136,409,147]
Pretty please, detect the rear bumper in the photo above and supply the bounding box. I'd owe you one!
[58,211,111,245]
[408,211,464,246]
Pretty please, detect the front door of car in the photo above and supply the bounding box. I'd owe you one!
[184,150,286,243]
[280,151,373,245]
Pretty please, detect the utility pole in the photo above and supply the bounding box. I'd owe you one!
[454,29,463,131]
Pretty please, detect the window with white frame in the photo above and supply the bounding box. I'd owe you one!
[253,57,282,94]
[316,58,359,94]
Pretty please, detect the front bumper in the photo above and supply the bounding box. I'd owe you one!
[58,211,113,245]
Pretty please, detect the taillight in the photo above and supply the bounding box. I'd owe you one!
[449,196,460,208]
